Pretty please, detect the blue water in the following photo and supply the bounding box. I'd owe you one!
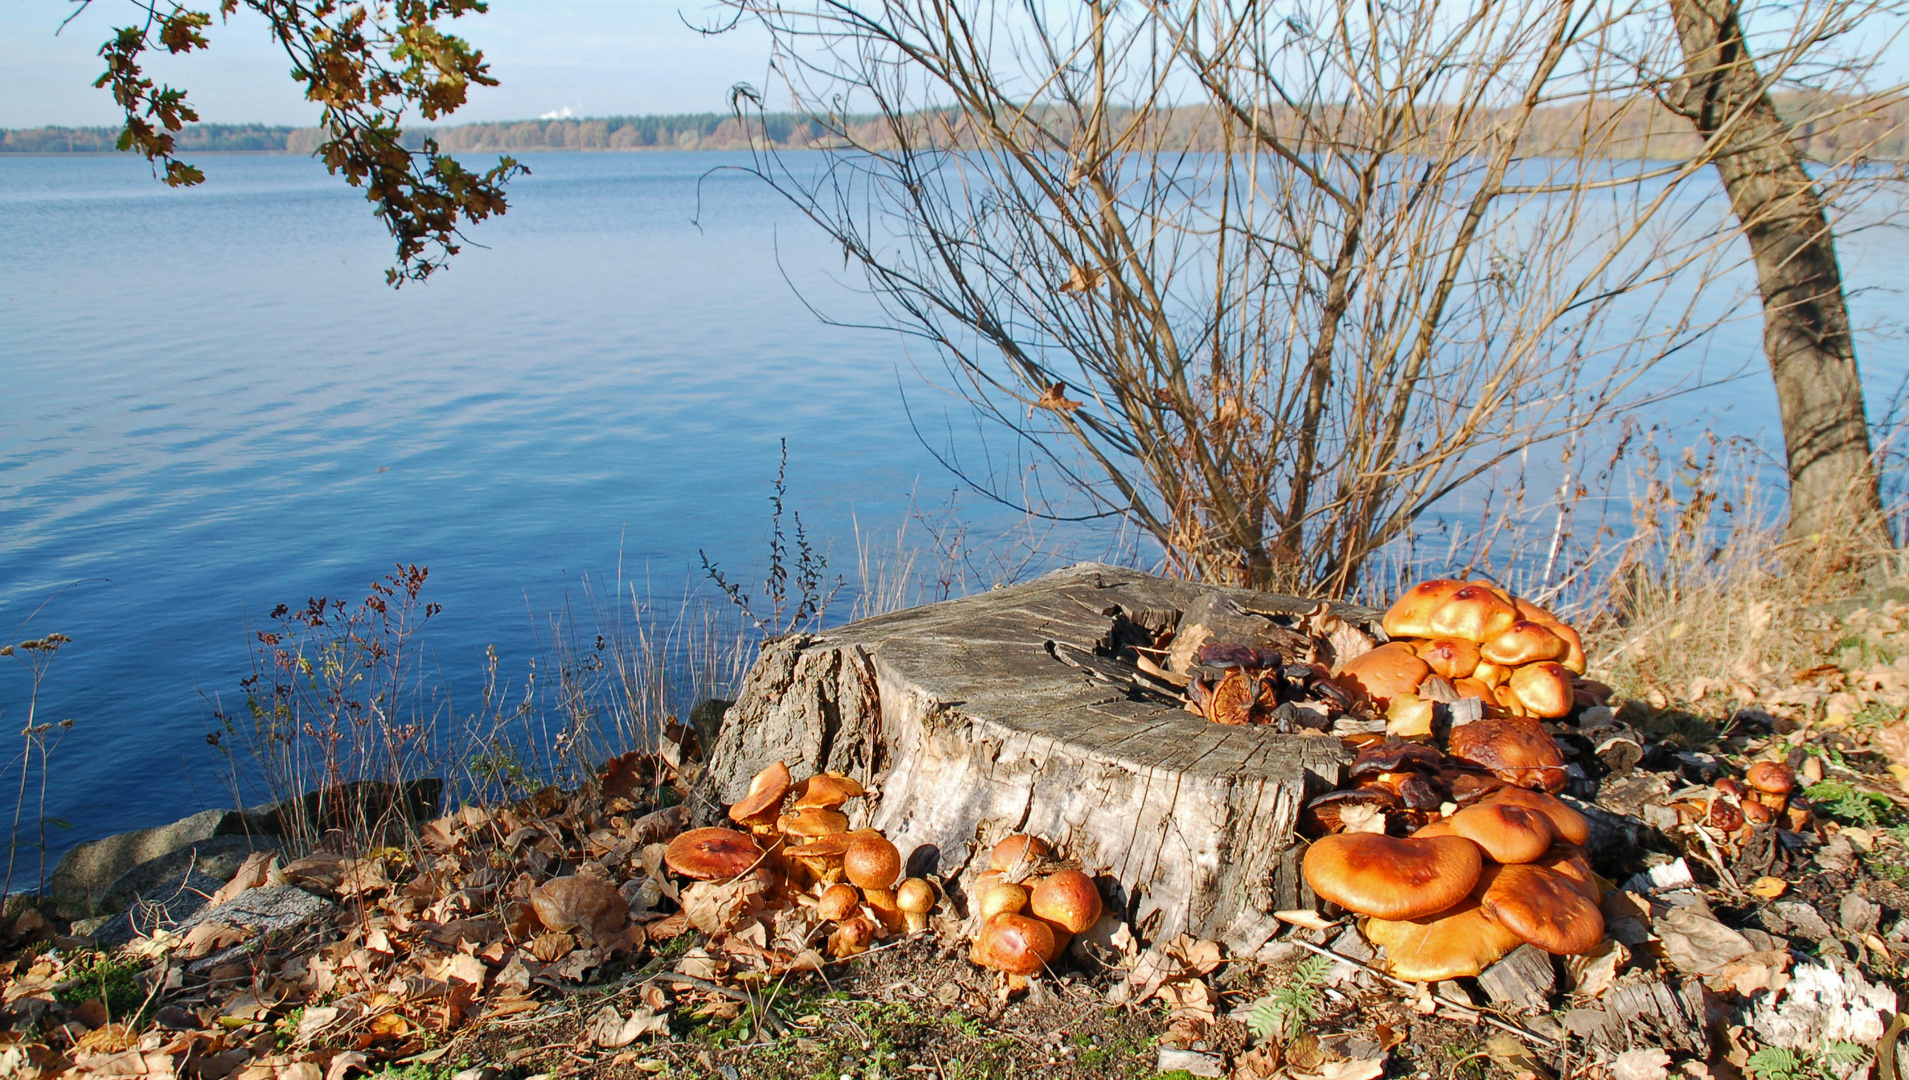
[1,150,1902,872]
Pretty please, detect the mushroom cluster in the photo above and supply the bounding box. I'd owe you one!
[1669,761,1812,846]
[965,834,1104,983]
[1338,579,1587,736]
[663,761,938,958]
[1303,784,1604,981]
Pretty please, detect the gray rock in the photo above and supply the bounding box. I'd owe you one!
[97,835,282,915]
[46,808,276,913]
[1156,1048,1226,1078]
[90,870,227,948]
[177,884,336,973]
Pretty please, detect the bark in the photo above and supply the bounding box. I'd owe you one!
[699,564,1366,953]
[1669,0,1890,553]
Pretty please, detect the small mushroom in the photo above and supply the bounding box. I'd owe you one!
[1301,832,1483,920]
[1514,598,1587,673]
[1414,637,1482,681]
[780,807,850,839]
[1428,586,1520,644]
[815,882,861,922]
[1481,621,1568,666]
[1335,641,1431,709]
[1745,762,1797,809]
[1742,799,1775,827]
[1475,862,1605,955]
[1441,765,1510,806]
[863,887,905,932]
[1447,717,1567,793]
[844,834,902,891]
[978,881,1031,921]
[897,878,937,933]
[973,913,1056,975]
[1508,662,1575,720]
[792,772,866,811]
[729,760,793,828]
[1029,870,1103,936]
[990,834,1052,873]
[665,827,766,882]
[1381,579,1467,639]
[1708,799,1745,833]
[829,914,878,958]
[1364,899,1524,982]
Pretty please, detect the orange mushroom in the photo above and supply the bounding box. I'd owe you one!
[1474,787,1589,846]
[1415,801,1554,864]
[1447,717,1567,793]
[844,834,902,891]
[1429,586,1520,643]
[1335,641,1431,709]
[729,761,793,828]
[792,772,866,811]
[1476,862,1605,955]
[1364,900,1524,982]
[973,913,1056,975]
[1301,833,1483,920]
[1382,579,1467,639]
[1414,637,1482,681]
[990,834,1052,873]
[1030,870,1103,936]
[1481,621,1567,666]
[665,827,766,881]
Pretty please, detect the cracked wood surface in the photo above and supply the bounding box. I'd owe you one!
[703,563,1371,951]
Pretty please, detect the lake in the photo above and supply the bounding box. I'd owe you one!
[1,150,1901,875]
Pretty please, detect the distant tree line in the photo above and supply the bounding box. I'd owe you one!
[5,101,1905,160]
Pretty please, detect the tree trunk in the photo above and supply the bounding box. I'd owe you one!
[697,564,1366,954]
[1668,0,1890,555]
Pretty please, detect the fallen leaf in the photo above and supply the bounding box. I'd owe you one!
[1339,803,1387,834]
[210,851,277,906]
[682,877,766,935]
[1706,949,1791,997]
[324,1050,369,1080]
[1566,938,1628,998]
[1747,876,1788,899]
[1273,909,1335,932]
[1058,264,1104,293]
[1654,906,1754,976]
[584,1004,671,1048]
[1030,382,1084,416]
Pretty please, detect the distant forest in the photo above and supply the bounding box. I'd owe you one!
[5,101,1906,160]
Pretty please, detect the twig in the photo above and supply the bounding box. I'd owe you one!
[1691,823,1743,894]
[1284,938,1561,1049]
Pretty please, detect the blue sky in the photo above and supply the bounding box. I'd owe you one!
[0,2,777,126]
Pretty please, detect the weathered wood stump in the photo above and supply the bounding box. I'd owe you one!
[701,563,1375,953]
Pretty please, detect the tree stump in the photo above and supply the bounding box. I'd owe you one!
[701,563,1375,954]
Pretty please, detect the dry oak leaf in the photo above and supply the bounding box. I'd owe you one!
[1029,382,1084,417]
[1156,977,1219,1023]
[682,876,766,935]
[1609,1048,1671,1080]
[324,1051,370,1080]
[528,930,576,963]
[1058,264,1104,292]
[1566,938,1628,999]
[210,851,277,906]
[584,1003,671,1048]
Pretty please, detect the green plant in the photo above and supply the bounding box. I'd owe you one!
[701,439,842,637]
[1806,780,1906,829]
[1246,955,1331,1043]
[1744,1043,1868,1080]
[54,950,147,1021]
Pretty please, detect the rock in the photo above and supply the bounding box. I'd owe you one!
[1769,901,1834,941]
[46,808,269,913]
[176,884,335,972]
[1156,1048,1226,1078]
[89,870,227,947]
[1476,944,1557,1013]
[97,835,282,916]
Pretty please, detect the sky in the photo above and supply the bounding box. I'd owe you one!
[0,1,778,127]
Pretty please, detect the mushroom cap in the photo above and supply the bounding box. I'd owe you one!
[1416,802,1555,864]
[1744,761,1797,797]
[792,772,866,810]
[989,834,1052,873]
[974,913,1056,975]
[1742,798,1775,826]
[1472,661,1511,688]
[1481,621,1568,666]
[1348,739,1446,779]
[1452,676,1498,703]
[1429,587,1520,644]
[1414,637,1482,681]
[978,881,1031,921]
[844,834,902,890]
[1476,862,1605,955]
[729,760,793,827]
[1708,799,1745,831]
[1335,641,1430,708]
[1447,717,1566,793]
[1300,788,1402,837]
[665,827,765,881]
[1514,599,1587,674]
[787,828,876,861]
[828,914,879,959]
[1509,662,1575,720]
[862,887,905,932]
[1364,899,1524,982]
[1382,579,1467,639]
[816,882,862,922]
[780,807,851,838]
[896,878,937,916]
[1493,683,1527,718]
[1475,787,1589,846]
[1534,845,1601,902]
[1301,832,1483,920]
[1030,870,1103,935]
